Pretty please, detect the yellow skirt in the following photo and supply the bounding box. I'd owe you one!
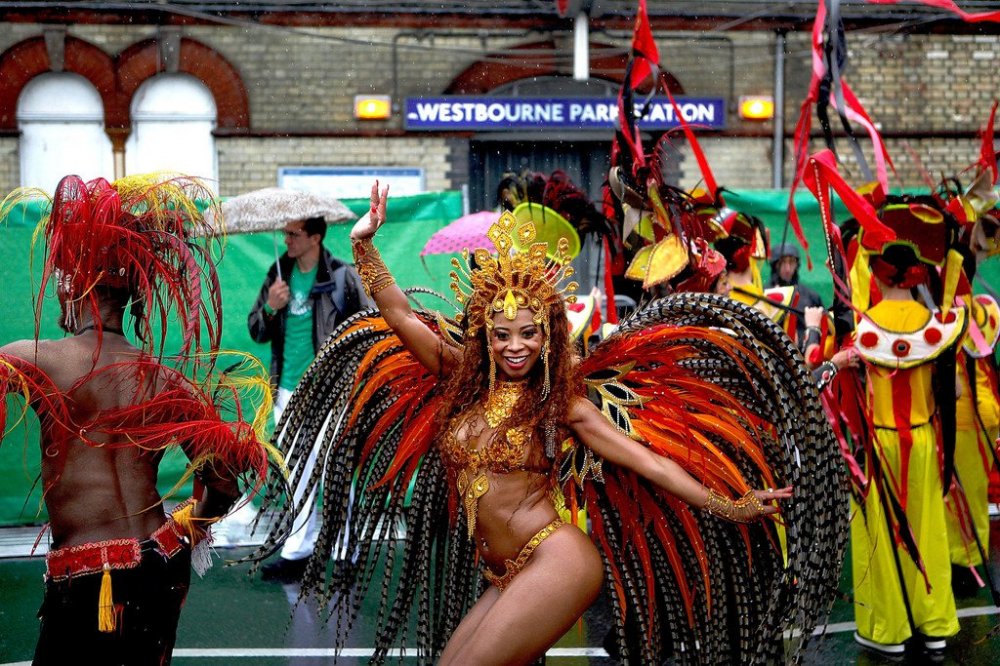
[852,424,959,645]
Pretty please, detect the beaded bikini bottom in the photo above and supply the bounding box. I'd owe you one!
[482,517,565,592]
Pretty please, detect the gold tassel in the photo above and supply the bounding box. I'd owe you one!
[98,564,115,633]
[171,500,203,545]
[541,340,551,401]
[487,343,497,397]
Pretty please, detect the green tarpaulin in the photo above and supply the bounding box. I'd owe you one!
[0,191,462,525]
[1,188,997,525]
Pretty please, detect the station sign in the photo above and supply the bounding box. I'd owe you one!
[404,96,725,131]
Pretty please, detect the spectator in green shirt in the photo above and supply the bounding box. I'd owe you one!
[248,216,371,581]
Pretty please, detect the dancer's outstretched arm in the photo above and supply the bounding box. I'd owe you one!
[350,181,459,376]
[567,395,791,522]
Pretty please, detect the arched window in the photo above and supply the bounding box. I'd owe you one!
[17,72,114,191]
[125,73,217,189]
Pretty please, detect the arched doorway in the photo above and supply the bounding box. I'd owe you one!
[17,72,114,191]
[125,73,218,187]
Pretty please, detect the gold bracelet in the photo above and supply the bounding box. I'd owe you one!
[351,236,396,298]
[702,488,764,523]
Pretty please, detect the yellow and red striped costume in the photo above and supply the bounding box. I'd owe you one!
[946,295,1000,568]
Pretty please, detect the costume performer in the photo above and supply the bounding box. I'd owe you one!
[849,208,965,650]
[942,158,1000,580]
[947,293,1000,573]
[806,181,967,654]
[0,175,276,665]
[251,180,849,665]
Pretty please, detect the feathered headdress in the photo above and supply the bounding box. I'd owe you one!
[607,0,763,295]
[940,102,1000,262]
[496,169,616,264]
[18,174,224,356]
[449,210,578,338]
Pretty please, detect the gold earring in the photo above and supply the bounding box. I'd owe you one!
[541,340,551,401]
[487,343,497,397]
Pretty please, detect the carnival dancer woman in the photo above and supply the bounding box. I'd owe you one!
[351,183,791,665]
[253,182,847,665]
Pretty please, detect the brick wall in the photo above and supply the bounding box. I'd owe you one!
[1,22,997,195]
[0,138,19,193]
[680,137,776,190]
[783,32,1000,134]
[801,136,986,189]
[216,135,456,195]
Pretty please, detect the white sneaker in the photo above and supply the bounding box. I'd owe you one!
[209,496,258,547]
[853,631,905,656]
[922,636,947,652]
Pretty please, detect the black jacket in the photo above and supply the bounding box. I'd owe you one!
[248,247,372,387]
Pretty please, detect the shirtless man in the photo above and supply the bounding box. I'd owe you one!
[0,174,268,666]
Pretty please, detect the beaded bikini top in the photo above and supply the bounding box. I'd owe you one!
[439,381,550,538]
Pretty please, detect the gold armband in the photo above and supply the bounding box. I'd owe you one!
[702,488,765,524]
[352,236,396,298]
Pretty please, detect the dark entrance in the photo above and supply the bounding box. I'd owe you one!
[468,138,611,212]
[467,137,612,293]
[465,76,618,212]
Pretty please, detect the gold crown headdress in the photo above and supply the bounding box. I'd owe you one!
[449,210,578,338]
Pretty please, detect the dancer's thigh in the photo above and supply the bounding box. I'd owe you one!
[439,526,603,666]
[437,586,500,663]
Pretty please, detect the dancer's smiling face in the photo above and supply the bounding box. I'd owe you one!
[490,308,543,380]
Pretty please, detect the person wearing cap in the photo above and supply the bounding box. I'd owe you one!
[248,215,371,582]
[768,243,824,342]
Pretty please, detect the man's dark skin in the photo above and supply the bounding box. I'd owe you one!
[0,289,239,548]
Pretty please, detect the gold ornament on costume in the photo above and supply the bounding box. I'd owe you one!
[703,488,765,523]
[457,470,490,539]
[449,210,578,337]
[444,381,534,538]
[352,237,396,297]
[484,380,523,427]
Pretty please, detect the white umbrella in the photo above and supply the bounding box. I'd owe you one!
[216,187,356,232]
[206,187,357,280]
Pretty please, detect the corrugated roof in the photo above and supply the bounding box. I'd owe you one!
[1,0,997,31]
[0,0,994,20]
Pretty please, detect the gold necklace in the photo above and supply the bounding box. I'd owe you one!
[483,381,524,427]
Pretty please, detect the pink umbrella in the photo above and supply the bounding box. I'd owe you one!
[421,210,499,256]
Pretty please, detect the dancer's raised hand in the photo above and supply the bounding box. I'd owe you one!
[351,180,389,240]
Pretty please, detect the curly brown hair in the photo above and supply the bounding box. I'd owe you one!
[435,299,582,456]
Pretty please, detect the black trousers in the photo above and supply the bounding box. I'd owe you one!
[33,542,191,666]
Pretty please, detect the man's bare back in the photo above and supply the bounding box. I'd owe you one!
[2,330,178,549]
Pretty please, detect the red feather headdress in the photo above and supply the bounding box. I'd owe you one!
[29,173,224,357]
